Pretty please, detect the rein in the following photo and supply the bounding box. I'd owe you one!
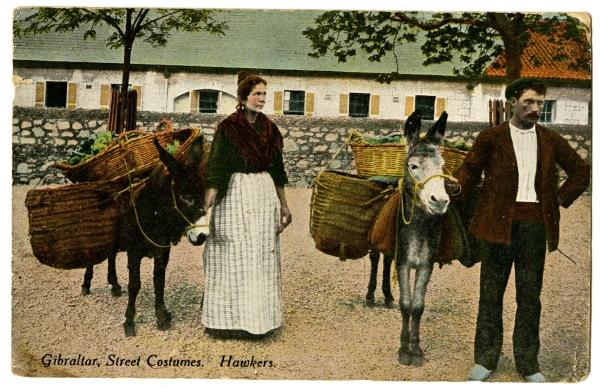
[123,157,207,249]
[399,168,453,225]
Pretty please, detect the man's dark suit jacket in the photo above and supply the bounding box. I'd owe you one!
[454,121,590,252]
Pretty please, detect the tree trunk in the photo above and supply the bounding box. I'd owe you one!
[503,15,524,85]
[117,9,134,134]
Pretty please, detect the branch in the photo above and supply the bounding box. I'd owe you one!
[390,12,494,31]
[137,9,182,30]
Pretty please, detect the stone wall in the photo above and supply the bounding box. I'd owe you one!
[12,107,591,190]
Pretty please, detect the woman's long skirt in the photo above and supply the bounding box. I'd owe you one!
[201,172,282,334]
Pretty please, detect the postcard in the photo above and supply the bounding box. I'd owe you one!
[8,2,594,388]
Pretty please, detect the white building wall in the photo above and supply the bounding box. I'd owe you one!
[12,67,591,125]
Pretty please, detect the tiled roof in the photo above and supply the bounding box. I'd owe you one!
[485,26,591,80]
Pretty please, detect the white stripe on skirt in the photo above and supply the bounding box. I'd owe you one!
[201,172,282,334]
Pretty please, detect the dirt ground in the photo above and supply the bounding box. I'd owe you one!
[10,185,592,384]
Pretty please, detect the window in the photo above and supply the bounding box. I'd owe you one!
[45,81,68,108]
[540,100,556,124]
[199,90,219,113]
[349,93,370,118]
[284,90,305,115]
[415,95,436,120]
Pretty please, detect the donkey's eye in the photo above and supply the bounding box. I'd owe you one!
[409,164,419,171]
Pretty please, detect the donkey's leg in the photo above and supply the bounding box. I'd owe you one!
[408,264,433,367]
[107,250,122,298]
[366,250,380,306]
[81,265,94,296]
[154,249,172,331]
[124,254,142,337]
[382,253,395,308]
[397,261,413,365]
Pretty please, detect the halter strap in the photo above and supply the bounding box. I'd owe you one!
[399,167,453,225]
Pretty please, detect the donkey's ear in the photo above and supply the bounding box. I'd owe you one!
[424,111,448,146]
[187,135,204,172]
[155,137,182,176]
[403,109,422,148]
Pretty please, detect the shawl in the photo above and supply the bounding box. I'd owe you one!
[216,109,283,172]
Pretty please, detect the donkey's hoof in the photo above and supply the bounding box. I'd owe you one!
[111,285,122,298]
[410,354,424,367]
[81,286,91,296]
[365,296,375,307]
[123,322,136,337]
[398,348,412,366]
[384,298,395,308]
[157,312,172,331]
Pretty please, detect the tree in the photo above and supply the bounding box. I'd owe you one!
[303,12,590,86]
[14,8,228,132]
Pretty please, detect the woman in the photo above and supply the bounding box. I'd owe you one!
[201,71,292,338]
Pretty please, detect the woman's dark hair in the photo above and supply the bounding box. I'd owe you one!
[237,71,267,109]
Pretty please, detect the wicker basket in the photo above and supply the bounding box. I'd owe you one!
[310,171,394,260]
[25,181,123,270]
[55,125,200,185]
[350,142,468,177]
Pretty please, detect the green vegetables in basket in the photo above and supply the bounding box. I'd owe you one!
[165,140,179,155]
[63,131,113,165]
[443,139,471,151]
[359,135,405,144]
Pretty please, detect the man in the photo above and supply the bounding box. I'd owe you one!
[450,78,590,382]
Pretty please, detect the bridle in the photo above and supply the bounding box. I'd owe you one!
[399,161,453,225]
[124,157,207,248]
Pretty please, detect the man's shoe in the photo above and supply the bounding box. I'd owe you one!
[468,364,493,381]
[525,372,549,383]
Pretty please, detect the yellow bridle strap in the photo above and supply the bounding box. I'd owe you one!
[400,170,453,225]
[123,156,205,248]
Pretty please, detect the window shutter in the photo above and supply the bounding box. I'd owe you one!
[100,84,110,109]
[67,83,77,109]
[405,96,415,116]
[273,91,283,116]
[339,94,349,116]
[190,91,199,113]
[370,95,380,116]
[35,82,45,108]
[132,85,142,110]
[305,92,315,118]
[435,98,446,118]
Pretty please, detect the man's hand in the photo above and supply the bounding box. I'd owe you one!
[444,176,461,196]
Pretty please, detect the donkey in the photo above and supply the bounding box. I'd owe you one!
[80,137,209,298]
[366,250,395,308]
[391,109,450,366]
[81,137,208,336]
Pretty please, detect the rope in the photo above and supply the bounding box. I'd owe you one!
[392,164,454,286]
[556,247,579,266]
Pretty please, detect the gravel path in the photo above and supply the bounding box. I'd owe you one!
[11,185,591,383]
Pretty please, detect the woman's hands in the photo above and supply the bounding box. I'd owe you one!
[278,205,292,233]
[276,186,292,233]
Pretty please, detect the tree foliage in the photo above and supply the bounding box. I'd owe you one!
[14,8,228,131]
[303,11,590,85]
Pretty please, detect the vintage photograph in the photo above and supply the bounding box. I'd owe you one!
[9,1,593,387]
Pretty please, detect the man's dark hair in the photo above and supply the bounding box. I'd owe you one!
[505,78,547,100]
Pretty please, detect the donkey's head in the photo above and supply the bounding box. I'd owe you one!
[154,137,207,239]
[403,109,449,215]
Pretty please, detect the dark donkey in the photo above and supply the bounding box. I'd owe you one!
[388,110,451,366]
[81,136,208,336]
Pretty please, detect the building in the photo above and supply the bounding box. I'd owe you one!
[12,9,591,125]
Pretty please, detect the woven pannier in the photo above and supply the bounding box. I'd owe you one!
[350,131,469,178]
[310,171,393,260]
[25,181,122,270]
[351,143,468,178]
[54,122,200,185]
